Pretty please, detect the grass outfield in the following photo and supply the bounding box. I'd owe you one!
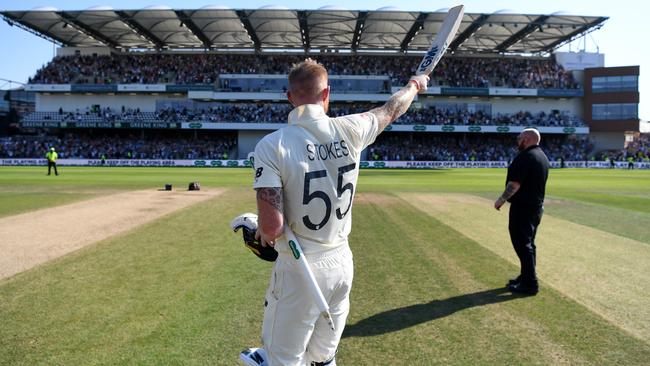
[1,166,649,364]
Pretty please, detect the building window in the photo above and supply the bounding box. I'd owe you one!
[591,75,638,93]
[592,103,638,120]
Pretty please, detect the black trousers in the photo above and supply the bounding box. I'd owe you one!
[508,203,543,286]
[47,161,58,175]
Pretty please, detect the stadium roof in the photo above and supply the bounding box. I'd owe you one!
[1,7,608,54]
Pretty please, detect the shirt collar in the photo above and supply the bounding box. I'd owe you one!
[519,144,540,155]
[288,104,327,125]
[525,144,540,152]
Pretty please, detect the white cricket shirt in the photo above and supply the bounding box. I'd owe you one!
[253,104,379,255]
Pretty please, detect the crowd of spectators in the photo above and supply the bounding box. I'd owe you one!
[29,53,578,89]
[25,104,585,127]
[426,57,577,89]
[0,132,236,160]
[599,133,650,162]
[391,108,584,127]
[544,134,595,161]
[33,106,147,123]
[155,104,293,123]
[367,134,594,161]
[1,132,593,161]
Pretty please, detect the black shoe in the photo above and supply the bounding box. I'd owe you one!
[507,275,521,287]
[508,281,538,295]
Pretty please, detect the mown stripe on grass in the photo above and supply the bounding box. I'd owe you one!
[399,192,650,343]
[345,194,579,365]
[342,193,650,365]
[0,166,254,190]
[0,166,256,216]
[553,191,650,215]
[543,197,650,245]
[0,191,101,218]
[0,188,269,365]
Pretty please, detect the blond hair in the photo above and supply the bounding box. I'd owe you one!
[288,58,328,100]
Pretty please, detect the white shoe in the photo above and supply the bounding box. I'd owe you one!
[240,347,268,366]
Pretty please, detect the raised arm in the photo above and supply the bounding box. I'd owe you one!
[369,74,429,132]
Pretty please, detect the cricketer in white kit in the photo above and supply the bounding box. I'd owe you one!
[248,59,428,366]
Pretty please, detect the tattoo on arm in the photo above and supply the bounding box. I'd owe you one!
[500,182,520,201]
[369,83,418,131]
[256,187,283,212]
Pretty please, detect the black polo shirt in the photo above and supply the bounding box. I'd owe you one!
[506,145,550,207]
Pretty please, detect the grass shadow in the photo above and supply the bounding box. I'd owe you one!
[343,287,518,338]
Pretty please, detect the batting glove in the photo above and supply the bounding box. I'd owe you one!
[231,213,278,262]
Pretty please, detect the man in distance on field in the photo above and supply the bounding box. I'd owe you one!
[494,128,549,295]
[45,147,59,176]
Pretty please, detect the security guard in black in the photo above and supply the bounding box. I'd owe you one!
[506,145,549,207]
[495,129,549,295]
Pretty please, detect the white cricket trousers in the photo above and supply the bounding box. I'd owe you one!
[262,244,353,366]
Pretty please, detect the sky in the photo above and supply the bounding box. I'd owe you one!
[0,0,646,120]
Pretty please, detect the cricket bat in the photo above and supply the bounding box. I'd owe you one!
[247,152,335,332]
[416,5,465,76]
[285,225,336,332]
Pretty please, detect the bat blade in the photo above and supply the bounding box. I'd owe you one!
[416,5,465,76]
[285,226,336,331]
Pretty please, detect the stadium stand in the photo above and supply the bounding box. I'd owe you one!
[29,53,579,90]
[3,7,641,166]
[599,133,650,162]
[0,132,590,162]
[367,134,593,162]
[20,104,586,127]
[0,132,236,160]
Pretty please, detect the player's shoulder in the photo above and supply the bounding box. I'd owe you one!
[336,111,376,124]
[330,112,377,134]
[255,125,304,153]
[256,128,283,147]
